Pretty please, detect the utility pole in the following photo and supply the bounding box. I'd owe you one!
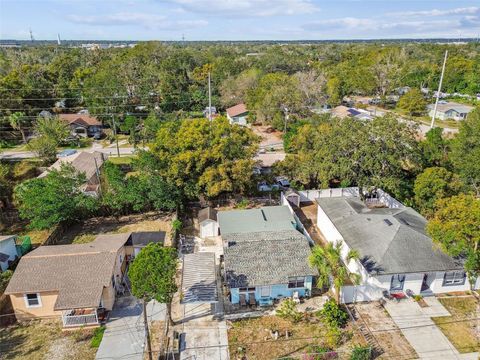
[430,50,448,129]
[208,72,212,121]
[111,115,120,157]
[283,106,289,134]
[143,300,153,360]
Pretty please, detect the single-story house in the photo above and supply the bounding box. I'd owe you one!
[0,235,18,272]
[428,102,474,121]
[315,193,480,303]
[219,206,316,306]
[59,113,103,138]
[39,151,107,196]
[198,207,219,239]
[5,231,164,328]
[124,231,166,258]
[226,103,248,126]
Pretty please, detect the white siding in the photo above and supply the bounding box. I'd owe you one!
[200,220,219,239]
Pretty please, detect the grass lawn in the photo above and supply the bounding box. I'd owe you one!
[432,296,480,354]
[0,320,98,360]
[228,314,366,360]
[108,155,136,165]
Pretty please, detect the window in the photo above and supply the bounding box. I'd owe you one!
[443,271,466,286]
[239,287,255,292]
[390,274,405,291]
[288,277,305,288]
[24,293,41,308]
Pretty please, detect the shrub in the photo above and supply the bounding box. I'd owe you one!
[413,294,423,302]
[0,270,13,293]
[235,199,250,209]
[276,298,303,323]
[320,299,348,328]
[90,326,106,348]
[350,345,372,360]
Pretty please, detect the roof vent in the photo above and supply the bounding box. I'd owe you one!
[383,219,393,226]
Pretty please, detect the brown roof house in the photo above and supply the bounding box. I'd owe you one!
[59,113,103,138]
[4,231,164,329]
[226,103,249,126]
[39,151,107,196]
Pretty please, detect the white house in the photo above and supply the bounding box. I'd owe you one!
[226,103,248,126]
[428,102,474,121]
[308,188,479,303]
[0,235,18,272]
[198,207,219,239]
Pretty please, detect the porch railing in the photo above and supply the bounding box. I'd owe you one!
[62,312,99,327]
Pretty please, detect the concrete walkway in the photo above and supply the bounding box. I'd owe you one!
[96,296,165,360]
[384,297,478,360]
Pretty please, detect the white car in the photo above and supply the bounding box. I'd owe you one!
[276,177,290,188]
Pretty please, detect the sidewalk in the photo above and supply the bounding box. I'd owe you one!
[384,297,478,360]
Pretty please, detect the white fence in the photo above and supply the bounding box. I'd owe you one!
[62,312,99,327]
[281,193,314,245]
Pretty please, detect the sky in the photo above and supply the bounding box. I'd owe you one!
[1,0,480,41]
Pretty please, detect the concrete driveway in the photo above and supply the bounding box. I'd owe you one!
[96,296,165,360]
[384,297,478,360]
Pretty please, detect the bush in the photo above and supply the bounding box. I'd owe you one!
[90,326,106,348]
[350,345,372,360]
[235,199,250,209]
[320,299,348,328]
[0,270,13,293]
[276,298,303,323]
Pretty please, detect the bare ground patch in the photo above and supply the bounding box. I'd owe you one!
[353,302,417,359]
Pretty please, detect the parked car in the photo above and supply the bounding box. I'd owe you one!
[57,149,77,158]
[257,181,280,192]
[276,177,290,188]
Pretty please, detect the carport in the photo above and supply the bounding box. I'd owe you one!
[181,252,218,303]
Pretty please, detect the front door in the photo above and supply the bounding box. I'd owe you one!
[421,273,435,292]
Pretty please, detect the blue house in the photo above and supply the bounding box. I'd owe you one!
[219,206,317,306]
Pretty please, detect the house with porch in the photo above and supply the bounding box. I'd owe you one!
[219,206,317,306]
[427,102,474,121]
[312,189,480,303]
[5,231,164,328]
[59,113,103,138]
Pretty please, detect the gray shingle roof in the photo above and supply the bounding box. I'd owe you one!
[224,235,317,288]
[182,252,217,303]
[316,197,463,275]
[198,207,217,224]
[218,206,296,235]
[223,229,305,244]
[5,233,130,310]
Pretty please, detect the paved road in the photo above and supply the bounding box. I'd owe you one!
[0,146,137,161]
[96,296,166,360]
[384,297,478,360]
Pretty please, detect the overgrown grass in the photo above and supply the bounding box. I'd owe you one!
[108,156,136,165]
[90,326,106,348]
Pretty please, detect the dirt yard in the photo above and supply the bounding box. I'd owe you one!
[251,125,284,150]
[228,315,366,360]
[0,320,97,360]
[433,296,480,354]
[56,212,174,246]
[353,302,417,359]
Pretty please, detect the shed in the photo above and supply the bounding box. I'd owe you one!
[198,207,219,239]
[284,189,301,207]
[0,235,18,272]
[126,231,166,256]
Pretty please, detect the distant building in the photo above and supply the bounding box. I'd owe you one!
[59,113,103,138]
[428,102,474,121]
[203,106,217,119]
[226,103,249,126]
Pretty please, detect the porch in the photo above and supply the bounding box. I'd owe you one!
[62,308,105,328]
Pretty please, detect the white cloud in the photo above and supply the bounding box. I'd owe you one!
[169,0,319,17]
[392,7,479,17]
[67,12,208,30]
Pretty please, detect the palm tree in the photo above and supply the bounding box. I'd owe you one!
[309,241,360,303]
[9,112,27,144]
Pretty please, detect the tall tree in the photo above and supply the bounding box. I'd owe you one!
[413,167,463,218]
[128,244,178,359]
[143,117,259,199]
[427,194,480,287]
[309,242,360,303]
[451,107,480,196]
[8,112,29,143]
[27,116,70,164]
[420,127,450,168]
[397,88,427,116]
[13,164,98,229]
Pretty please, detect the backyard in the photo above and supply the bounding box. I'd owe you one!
[228,313,367,360]
[0,320,98,360]
[432,295,480,354]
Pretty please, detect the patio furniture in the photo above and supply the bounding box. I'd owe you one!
[383,290,407,302]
